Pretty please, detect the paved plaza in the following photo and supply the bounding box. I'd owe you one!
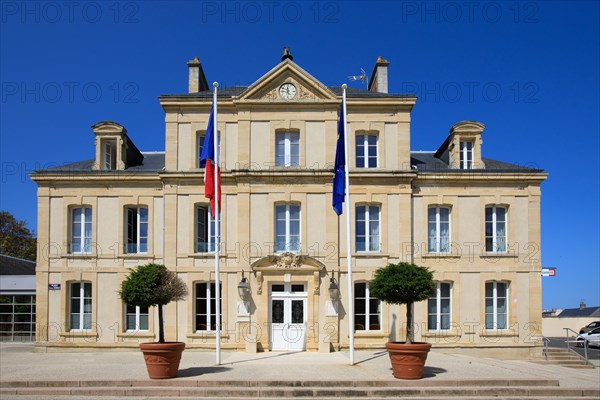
[1,343,598,389]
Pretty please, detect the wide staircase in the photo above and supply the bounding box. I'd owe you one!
[531,347,595,369]
[1,379,599,399]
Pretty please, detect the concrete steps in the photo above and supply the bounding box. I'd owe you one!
[1,379,599,399]
[532,348,595,369]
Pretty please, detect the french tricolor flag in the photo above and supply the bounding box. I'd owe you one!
[199,103,221,217]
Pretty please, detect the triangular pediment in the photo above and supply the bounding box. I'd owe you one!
[238,59,338,103]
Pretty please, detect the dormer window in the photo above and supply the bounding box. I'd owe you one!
[92,121,143,171]
[103,140,117,170]
[433,121,485,170]
[459,140,473,169]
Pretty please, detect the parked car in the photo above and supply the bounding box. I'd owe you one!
[579,320,600,334]
[576,327,600,347]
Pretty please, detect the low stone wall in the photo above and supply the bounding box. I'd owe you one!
[542,317,597,337]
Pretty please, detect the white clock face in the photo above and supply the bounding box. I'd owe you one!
[279,83,297,100]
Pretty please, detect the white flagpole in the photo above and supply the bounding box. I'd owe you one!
[212,82,221,365]
[341,84,354,365]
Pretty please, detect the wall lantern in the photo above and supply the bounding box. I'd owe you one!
[237,270,250,299]
[328,274,339,300]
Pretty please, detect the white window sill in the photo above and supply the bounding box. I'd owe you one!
[117,331,154,339]
[353,331,388,339]
[353,252,386,258]
[481,253,518,258]
[187,331,230,339]
[60,330,98,338]
[422,330,461,338]
[422,253,460,258]
[480,330,518,337]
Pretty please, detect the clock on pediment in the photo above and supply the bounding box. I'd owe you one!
[279,83,296,100]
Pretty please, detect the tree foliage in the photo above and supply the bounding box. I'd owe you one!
[119,263,188,343]
[0,211,36,261]
[119,263,187,307]
[369,262,435,343]
[369,262,435,305]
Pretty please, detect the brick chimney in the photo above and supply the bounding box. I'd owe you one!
[368,56,389,94]
[187,57,209,93]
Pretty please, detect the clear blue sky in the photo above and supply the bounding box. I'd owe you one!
[1,1,598,310]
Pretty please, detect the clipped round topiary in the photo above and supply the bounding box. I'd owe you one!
[369,262,435,305]
[369,262,435,343]
[119,263,187,343]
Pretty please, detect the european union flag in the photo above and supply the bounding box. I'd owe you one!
[332,101,345,215]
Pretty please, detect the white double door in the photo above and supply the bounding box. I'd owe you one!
[270,283,307,351]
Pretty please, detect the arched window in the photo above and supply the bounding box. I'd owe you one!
[195,282,222,332]
[485,281,509,329]
[125,206,148,254]
[275,203,301,252]
[196,205,219,253]
[428,206,450,253]
[70,207,92,254]
[356,204,380,252]
[275,131,300,167]
[354,282,381,331]
[69,281,92,331]
[428,282,452,330]
[356,133,377,168]
[485,206,507,253]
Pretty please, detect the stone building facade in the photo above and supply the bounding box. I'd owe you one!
[31,52,547,358]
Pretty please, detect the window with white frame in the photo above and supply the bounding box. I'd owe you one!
[196,205,219,253]
[275,132,300,167]
[485,206,507,253]
[125,304,149,331]
[354,282,381,331]
[103,140,116,170]
[195,282,222,331]
[356,205,380,252]
[70,282,92,330]
[125,207,148,254]
[70,207,92,254]
[428,282,451,330]
[459,140,473,169]
[485,281,508,329]
[275,204,300,252]
[356,134,377,168]
[428,207,450,253]
[197,133,221,168]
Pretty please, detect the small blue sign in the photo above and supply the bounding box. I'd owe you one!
[48,284,61,290]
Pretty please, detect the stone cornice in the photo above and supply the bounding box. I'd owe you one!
[414,171,548,184]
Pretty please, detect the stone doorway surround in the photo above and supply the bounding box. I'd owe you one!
[238,252,335,352]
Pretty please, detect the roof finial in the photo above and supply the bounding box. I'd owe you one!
[282,46,293,61]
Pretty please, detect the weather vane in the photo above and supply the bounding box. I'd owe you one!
[348,68,368,89]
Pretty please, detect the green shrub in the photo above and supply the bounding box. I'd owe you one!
[119,263,187,343]
[369,262,435,344]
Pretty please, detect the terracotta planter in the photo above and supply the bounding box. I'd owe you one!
[386,341,431,379]
[139,342,185,379]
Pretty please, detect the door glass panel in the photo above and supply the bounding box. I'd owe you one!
[291,284,304,293]
[271,284,285,292]
[272,300,284,324]
[291,300,304,324]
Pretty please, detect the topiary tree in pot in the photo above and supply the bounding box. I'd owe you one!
[369,262,436,379]
[119,263,188,379]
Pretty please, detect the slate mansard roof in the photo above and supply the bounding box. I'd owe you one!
[32,78,543,176]
[35,151,542,175]
[158,86,416,100]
